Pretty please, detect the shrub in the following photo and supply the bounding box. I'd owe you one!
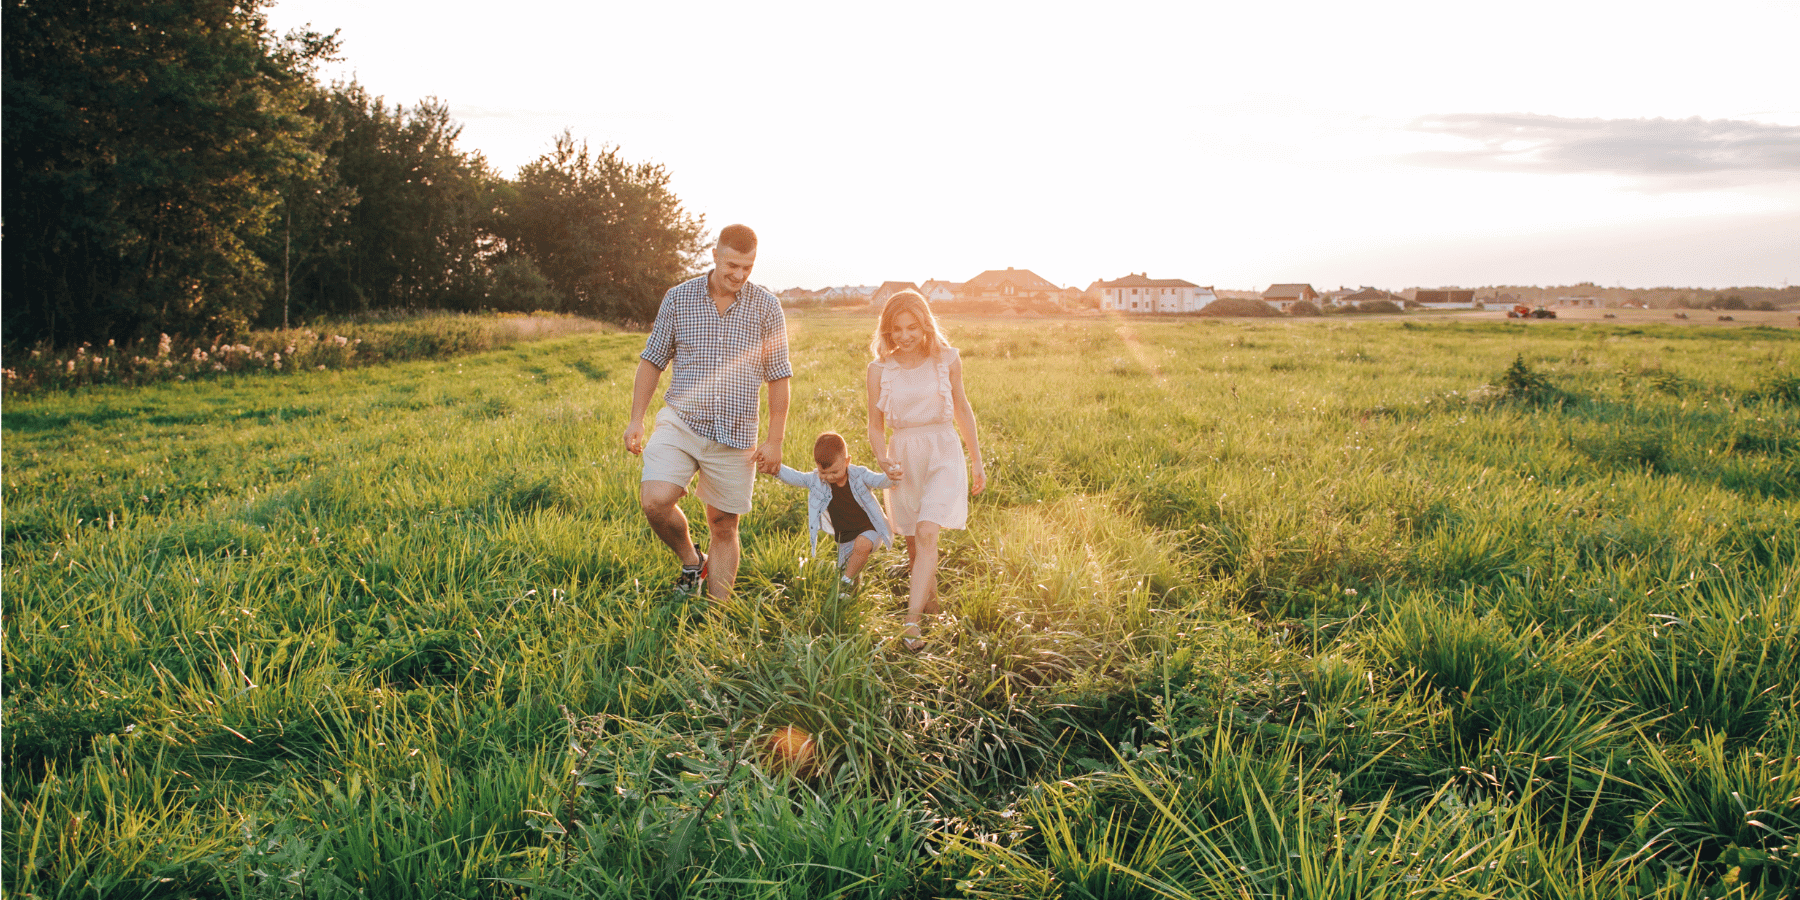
[1286,299,1322,317]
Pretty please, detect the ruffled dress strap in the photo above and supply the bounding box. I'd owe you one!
[875,357,899,418]
[933,347,958,422]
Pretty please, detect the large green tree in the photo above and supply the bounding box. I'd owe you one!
[3,0,336,346]
[495,132,707,323]
[284,85,497,318]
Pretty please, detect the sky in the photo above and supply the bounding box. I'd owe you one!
[264,0,1800,292]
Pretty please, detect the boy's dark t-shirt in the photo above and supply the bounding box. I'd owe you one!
[827,480,875,543]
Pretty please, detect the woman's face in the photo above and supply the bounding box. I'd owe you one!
[889,310,925,354]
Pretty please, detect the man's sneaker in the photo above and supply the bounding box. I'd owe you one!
[674,544,708,596]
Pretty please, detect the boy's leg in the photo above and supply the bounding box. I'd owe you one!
[842,534,875,581]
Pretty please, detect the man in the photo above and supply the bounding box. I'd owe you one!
[623,224,790,599]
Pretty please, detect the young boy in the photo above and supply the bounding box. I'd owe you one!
[773,432,898,586]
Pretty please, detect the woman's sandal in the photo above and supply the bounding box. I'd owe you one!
[900,625,924,653]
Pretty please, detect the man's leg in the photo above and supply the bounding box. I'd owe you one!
[641,480,702,568]
[703,504,739,601]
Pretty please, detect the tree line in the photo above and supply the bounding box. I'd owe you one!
[3,0,707,349]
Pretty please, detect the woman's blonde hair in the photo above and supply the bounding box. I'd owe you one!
[870,289,950,360]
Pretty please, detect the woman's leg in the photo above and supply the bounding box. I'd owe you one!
[903,522,941,641]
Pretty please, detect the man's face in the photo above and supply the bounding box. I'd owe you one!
[711,243,756,297]
[817,454,849,486]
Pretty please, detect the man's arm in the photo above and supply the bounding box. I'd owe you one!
[623,359,664,455]
[752,377,789,475]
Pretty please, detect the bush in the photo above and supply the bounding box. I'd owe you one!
[486,255,564,312]
[1196,297,1278,317]
[1286,299,1322,317]
[1356,299,1405,314]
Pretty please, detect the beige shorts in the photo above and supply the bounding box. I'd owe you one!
[640,407,754,514]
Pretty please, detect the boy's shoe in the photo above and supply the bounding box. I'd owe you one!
[839,575,857,593]
[674,543,708,596]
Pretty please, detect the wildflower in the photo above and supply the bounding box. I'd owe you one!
[1344,588,1358,596]
[157,334,172,357]
[330,334,349,347]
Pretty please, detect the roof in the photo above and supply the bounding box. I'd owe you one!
[1262,283,1317,299]
[1096,273,1201,289]
[919,280,962,293]
[872,280,921,295]
[1343,287,1400,302]
[963,267,1060,293]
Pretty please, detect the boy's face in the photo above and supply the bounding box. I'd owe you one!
[817,454,849,486]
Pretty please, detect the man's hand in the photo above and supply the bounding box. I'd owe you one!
[623,421,646,455]
[751,440,783,475]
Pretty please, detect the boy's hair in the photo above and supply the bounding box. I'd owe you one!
[869,289,950,360]
[813,431,849,467]
[717,224,757,254]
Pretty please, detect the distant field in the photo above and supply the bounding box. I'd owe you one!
[4,317,1797,897]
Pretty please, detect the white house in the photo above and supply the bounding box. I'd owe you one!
[919,279,962,304]
[1096,274,1216,313]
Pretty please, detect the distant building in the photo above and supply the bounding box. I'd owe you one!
[1096,273,1216,313]
[1413,289,1474,304]
[1261,283,1319,312]
[1343,287,1406,305]
[962,267,1061,304]
[822,284,876,302]
[778,288,813,304]
[919,279,962,304]
[869,281,922,308]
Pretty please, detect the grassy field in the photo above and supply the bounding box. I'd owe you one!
[4,314,1797,898]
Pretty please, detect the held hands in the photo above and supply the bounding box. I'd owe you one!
[879,458,904,482]
[750,440,783,476]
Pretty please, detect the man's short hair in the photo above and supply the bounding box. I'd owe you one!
[718,224,757,254]
[813,432,848,467]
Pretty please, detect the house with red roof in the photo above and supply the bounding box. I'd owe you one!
[961,267,1061,304]
[1096,273,1216,313]
[869,281,922,309]
[1261,283,1320,312]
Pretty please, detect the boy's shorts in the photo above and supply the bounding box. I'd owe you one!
[836,530,881,568]
[640,407,754,514]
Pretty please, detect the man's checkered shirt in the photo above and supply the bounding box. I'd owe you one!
[640,274,792,450]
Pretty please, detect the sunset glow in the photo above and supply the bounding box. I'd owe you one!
[266,0,1800,292]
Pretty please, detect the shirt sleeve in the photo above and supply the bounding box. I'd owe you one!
[760,298,793,382]
[640,289,678,369]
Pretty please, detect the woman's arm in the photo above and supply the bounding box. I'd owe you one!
[947,356,985,495]
[866,362,900,479]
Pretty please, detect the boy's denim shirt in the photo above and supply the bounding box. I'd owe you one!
[775,464,894,557]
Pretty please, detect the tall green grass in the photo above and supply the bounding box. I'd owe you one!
[4,316,1796,896]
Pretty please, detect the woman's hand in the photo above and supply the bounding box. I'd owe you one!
[970,459,986,495]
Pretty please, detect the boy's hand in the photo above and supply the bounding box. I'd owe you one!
[881,459,904,482]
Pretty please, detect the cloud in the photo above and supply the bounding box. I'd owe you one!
[1403,113,1800,185]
